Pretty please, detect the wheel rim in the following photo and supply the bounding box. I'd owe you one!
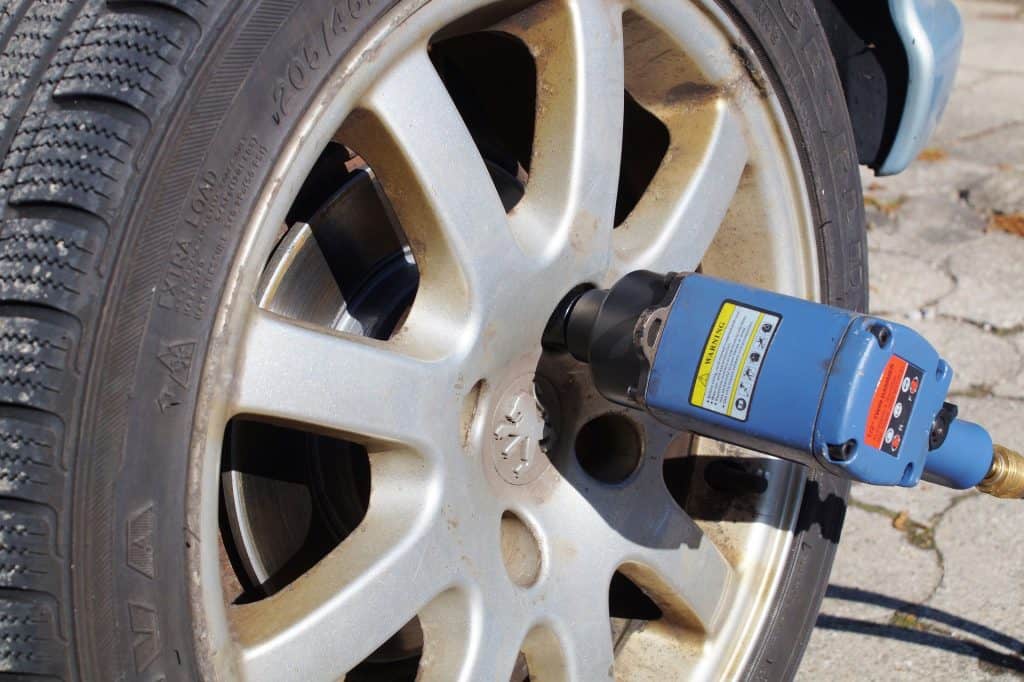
[190,0,822,679]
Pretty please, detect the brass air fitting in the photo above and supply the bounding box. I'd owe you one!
[978,445,1024,499]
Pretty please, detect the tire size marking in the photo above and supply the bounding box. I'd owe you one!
[272,0,378,126]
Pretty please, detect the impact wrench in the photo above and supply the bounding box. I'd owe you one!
[543,271,1024,498]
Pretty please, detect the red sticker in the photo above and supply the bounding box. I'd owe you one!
[865,356,924,456]
[865,356,908,449]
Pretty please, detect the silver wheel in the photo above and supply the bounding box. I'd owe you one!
[190,0,822,679]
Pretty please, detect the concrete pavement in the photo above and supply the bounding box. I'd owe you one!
[798,1,1024,678]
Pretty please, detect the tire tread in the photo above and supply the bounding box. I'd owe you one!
[0,0,220,678]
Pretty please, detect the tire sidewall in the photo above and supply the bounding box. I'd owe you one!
[77,1,398,679]
[77,1,866,680]
[716,1,865,679]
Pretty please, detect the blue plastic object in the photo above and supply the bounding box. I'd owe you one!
[879,0,963,175]
[643,274,993,489]
[925,419,993,490]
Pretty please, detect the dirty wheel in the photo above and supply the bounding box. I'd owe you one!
[0,0,865,680]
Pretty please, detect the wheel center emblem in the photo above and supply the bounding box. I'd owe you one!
[488,375,559,486]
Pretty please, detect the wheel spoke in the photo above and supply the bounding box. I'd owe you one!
[612,104,748,277]
[563,621,616,682]
[455,616,528,682]
[530,473,733,639]
[616,502,735,633]
[414,589,475,682]
[499,0,626,263]
[342,48,523,328]
[543,595,616,681]
[416,586,529,682]
[230,308,453,450]
[234,488,453,682]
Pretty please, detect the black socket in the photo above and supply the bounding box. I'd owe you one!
[544,271,677,407]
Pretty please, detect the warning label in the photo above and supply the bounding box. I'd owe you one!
[865,356,923,456]
[690,301,780,421]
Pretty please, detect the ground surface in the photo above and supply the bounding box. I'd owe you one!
[798,1,1024,679]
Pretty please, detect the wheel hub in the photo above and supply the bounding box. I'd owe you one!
[488,374,560,486]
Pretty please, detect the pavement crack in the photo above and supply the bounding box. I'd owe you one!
[848,498,936,550]
[947,384,1024,402]
[847,491,968,607]
[949,383,998,399]
[901,491,979,610]
[934,312,1024,337]
[953,119,1024,144]
[929,490,979,526]
[847,497,901,519]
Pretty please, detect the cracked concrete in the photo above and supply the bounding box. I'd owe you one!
[799,1,1024,678]
[940,233,1024,328]
[995,333,1024,397]
[905,318,1020,394]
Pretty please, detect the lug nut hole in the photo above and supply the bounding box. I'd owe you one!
[575,413,643,484]
[500,511,542,588]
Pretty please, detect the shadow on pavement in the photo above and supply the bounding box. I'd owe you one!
[817,585,1024,673]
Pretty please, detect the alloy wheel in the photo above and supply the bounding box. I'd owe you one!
[190,0,822,679]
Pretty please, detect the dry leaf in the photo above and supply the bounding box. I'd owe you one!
[864,195,906,215]
[989,213,1024,237]
[917,147,947,162]
[890,611,923,630]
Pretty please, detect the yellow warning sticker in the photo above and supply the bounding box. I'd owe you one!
[690,301,780,421]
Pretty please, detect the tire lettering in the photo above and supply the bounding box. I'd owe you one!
[128,601,162,673]
[304,44,322,71]
[158,139,267,321]
[271,0,378,125]
[288,62,306,90]
[272,80,289,125]
[778,0,802,30]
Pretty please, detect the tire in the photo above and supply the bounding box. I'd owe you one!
[720,2,866,679]
[0,0,865,680]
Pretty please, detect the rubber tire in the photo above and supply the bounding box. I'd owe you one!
[0,0,865,679]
